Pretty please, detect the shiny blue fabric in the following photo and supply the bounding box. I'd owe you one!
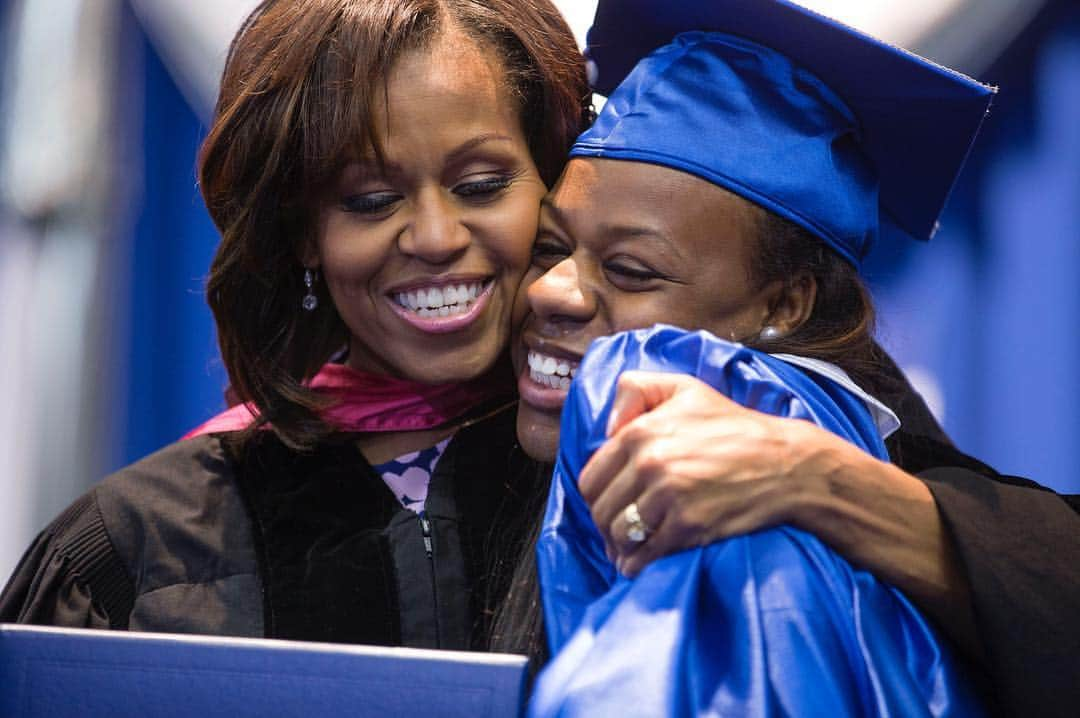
[573,31,875,265]
[576,0,996,257]
[530,326,984,717]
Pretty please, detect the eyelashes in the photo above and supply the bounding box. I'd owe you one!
[530,237,669,287]
[340,192,399,214]
[453,176,513,198]
[338,173,518,216]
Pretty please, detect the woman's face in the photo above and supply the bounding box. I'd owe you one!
[512,158,776,461]
[316,28,545,384]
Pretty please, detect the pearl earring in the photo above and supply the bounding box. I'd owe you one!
[759,325,782,341]
[302,268,319,311]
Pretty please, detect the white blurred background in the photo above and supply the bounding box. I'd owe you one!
[1,0,1077,581]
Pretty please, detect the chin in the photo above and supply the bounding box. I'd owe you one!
[410,349,497,386]
[516,405,560,462]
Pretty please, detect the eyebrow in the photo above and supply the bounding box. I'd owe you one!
[540,196,687,261]
[445,133,515,165]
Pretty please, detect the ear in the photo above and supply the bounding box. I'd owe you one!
[764,271,816,334]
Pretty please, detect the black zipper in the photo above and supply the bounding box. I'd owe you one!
[419,513,440,645]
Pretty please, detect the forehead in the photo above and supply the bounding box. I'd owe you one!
[546,158,760,256]
[367,28,518,140]
[387,28,508,106]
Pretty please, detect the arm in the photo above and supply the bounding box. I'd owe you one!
[580,371,981,654]
[0,491,125,628]
[534,332,984,717]
[921,463,1080,716]
[582,370,1080,715]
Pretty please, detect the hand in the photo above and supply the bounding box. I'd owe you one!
[580,370,816,576]
[580,369,980,659]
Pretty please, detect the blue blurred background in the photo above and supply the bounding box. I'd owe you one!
[0,0,1076,580]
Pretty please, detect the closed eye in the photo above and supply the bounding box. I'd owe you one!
[340,192,401,215]
[530,237,571,268]
[604,258,677,290]
[454,175,513,201]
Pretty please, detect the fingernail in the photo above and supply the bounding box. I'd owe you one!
[615,557,625,574]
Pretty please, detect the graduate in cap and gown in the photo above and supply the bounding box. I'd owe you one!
[513,0,1076,715]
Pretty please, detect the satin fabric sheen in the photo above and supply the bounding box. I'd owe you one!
[530,326,984,717]
[183,363,507,437]
[571,31,878,266]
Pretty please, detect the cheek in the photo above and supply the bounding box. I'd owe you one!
[489,196,541,272]
[666,284,762,338]
[511,267,542,328]
[606,295,677,334]
[317,222,387,302]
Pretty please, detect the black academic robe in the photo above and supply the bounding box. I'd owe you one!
[2,365,1078,716]
[0,404,540,650]
[877,353,1080,718]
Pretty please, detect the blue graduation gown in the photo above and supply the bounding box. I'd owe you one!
[530,326,984,717]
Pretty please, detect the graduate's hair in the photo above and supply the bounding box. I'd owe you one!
[199,0,590,450]
[742,209,886,392]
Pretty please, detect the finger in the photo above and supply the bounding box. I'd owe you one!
[590,459,650,548]
[607,496,663,567]
[618,525,673,577]
[579,432,631,504]
[605,479,680,561]
[618,480,791,576]
[606,371,703,437]
[616,502,712,577]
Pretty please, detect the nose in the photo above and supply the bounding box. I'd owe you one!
[398,190,470,263]
[526,255,595,324]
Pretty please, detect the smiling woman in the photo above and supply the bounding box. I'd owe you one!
[315,29,545,387]
[0,0,590,651]
[514,158,783,461]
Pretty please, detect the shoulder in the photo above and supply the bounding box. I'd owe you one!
[96,435,254,596]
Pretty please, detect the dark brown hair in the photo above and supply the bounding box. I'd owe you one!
[199,0,590,450]
[743,210,888,393]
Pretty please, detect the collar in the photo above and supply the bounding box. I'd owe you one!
[183,362,512,438]
[770,353,901,439]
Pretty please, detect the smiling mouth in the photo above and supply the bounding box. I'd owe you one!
[392,280,490,318]
[527,350,579,390]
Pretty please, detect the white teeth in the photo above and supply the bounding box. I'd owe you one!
[527,351,579,389]
[393,280,487,317]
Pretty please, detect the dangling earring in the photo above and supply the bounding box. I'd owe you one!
[302,268,319,311]
[759,325,782,341]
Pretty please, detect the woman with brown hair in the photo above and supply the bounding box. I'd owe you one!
[0,0,589,649]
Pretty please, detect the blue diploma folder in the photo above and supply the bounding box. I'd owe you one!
[0,624,527,717]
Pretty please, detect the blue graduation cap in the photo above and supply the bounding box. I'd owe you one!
[571,0,996,265]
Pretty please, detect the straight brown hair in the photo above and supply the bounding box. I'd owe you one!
[199,0,590,450]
